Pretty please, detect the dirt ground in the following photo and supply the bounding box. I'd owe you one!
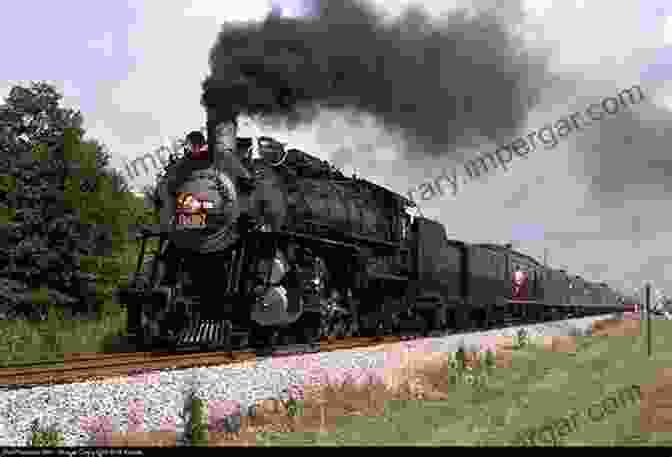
[640,368,672,433]
[100,317,649,446]
[591,317,641,337]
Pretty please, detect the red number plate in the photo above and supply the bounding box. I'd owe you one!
[176,213,207,227]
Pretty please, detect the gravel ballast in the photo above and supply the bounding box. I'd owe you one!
[0,314,617,446]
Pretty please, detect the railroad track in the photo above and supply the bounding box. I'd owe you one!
[0,312,615,388]
[0,335,407,387]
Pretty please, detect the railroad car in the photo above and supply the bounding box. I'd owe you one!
[587,281,603,305]
[117,103,627,350]
[544,269,571,311]
[596,283,610,305]
[405,217,467,332]
[600,283,629,313]
[464,243,508,328]
[472,243,549,323]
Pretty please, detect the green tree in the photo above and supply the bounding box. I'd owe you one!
[0,81,149,318]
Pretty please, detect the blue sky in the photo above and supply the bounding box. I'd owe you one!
[2,0,672,297]
[640,0,672,84]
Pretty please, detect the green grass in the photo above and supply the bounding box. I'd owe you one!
[252,320,672,446]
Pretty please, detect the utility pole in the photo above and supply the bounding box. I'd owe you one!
[646,282,652,358]
[543,248,548,268]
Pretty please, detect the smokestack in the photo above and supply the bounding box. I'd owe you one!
[205,106,250,180]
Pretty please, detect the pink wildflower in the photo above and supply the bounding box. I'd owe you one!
[287,384,305,400]
[159,415,177,432]
[127,399,145,433]
[208,399,241,433]
[478,336,499,355]
[79,415,114,445]
[303,366,330,386]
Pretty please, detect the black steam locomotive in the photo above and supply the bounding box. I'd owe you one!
[117,110,626,349]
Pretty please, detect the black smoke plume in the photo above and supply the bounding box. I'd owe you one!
[202,0,551,158]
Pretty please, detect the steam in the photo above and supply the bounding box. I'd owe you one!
[202,0,552,159]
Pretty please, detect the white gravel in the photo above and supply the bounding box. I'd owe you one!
[0,314,616,446]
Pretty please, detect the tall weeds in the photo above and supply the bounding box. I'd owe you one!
[0,243,140,366]
[0,304,127,366]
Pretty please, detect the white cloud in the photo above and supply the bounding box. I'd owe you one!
[87,32,115,58]
[522,0,554,17]
[663,14,672,45]
[183,0,271,23]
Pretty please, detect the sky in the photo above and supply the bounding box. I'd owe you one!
[1,0,671,298]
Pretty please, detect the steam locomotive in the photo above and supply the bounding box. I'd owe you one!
[117,109,627,349]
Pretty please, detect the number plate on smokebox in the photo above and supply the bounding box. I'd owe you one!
[176,212,207,227]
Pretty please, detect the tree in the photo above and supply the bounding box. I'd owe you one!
[0,82,148,319]
[0,82,84,159]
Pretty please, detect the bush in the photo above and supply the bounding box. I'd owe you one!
[28,419,64,447]
[515,328,529,349]
[188,394,208,446]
